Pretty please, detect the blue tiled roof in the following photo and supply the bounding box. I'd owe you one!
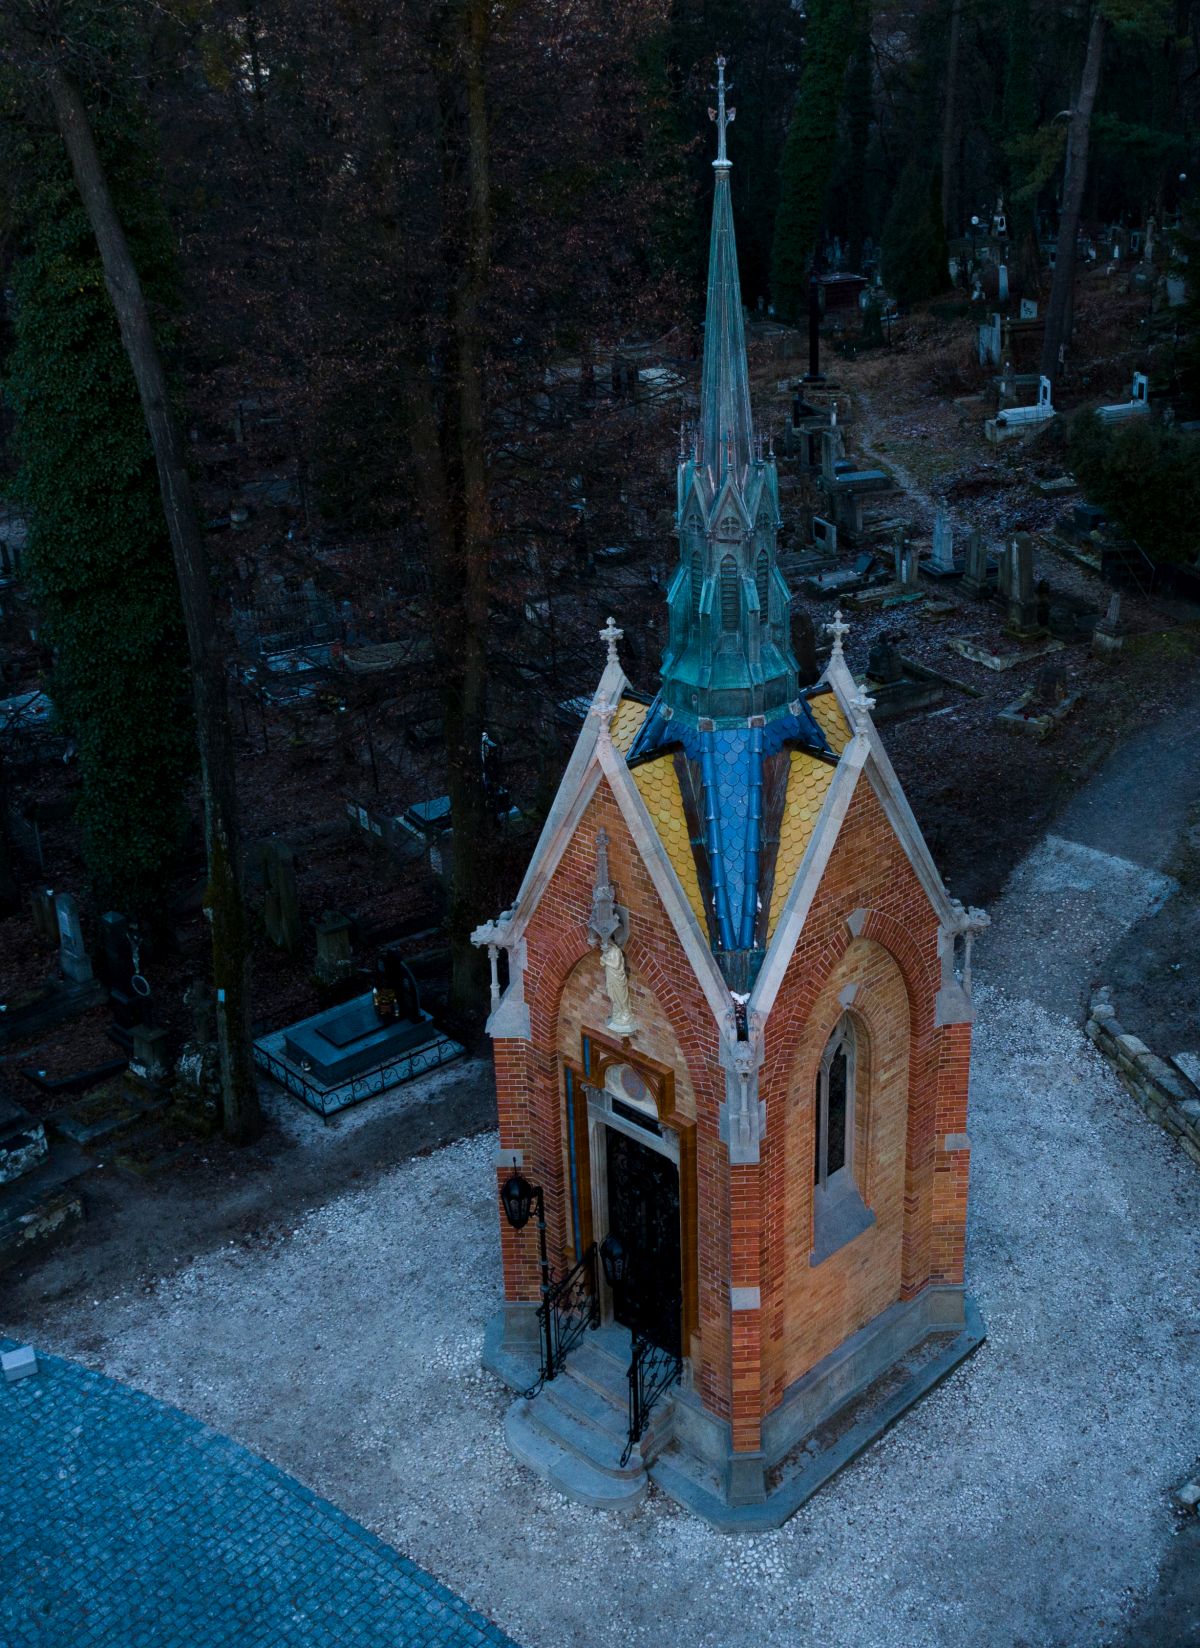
[626,695,832,954]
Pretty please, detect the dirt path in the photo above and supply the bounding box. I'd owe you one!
[0,1055,497,1318]
[853,385,942,531]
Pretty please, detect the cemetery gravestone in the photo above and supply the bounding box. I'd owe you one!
[29,888,57,945]
[791,608,819,686]
[1007,535,1040,635]
[1093,591,1125,657]
[995,541,1013,606]
[812,517,838,556]
[963,531,989,598]
[820,428,845,486]
[130,1023,170,1087]
[1033,663,1067,705]
[54,893,93,986]
[930,512,956,575]
[314,914,354,984]
[98,910,146,1032]
[867,634,905,685]
[262,841,301,953]
[892,529,906,586]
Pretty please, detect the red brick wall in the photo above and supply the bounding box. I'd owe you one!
[492,777,734,1418]
[490,766,972,1450]
[747,776,972,1447]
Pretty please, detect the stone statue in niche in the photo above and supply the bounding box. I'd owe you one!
[600,936,636,1036]
[588,827,635,1036]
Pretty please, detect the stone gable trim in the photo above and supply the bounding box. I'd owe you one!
[494,658,627,946]
[594,736,735,1033]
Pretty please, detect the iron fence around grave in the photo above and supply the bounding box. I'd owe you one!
[252,1031,463,1118]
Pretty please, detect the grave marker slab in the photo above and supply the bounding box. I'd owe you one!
[54,893,93,986]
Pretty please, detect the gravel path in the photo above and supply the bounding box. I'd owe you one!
[4,977,1198,1648]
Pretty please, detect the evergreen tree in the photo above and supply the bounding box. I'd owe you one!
[770,0,857,320]
[840,12,874,272]
[4,118,194,919]
[1002,0,1039,284]
[881,163,949,305]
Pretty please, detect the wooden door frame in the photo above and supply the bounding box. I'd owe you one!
[567,1028,699,1358]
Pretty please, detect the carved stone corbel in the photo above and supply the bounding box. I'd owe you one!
[720,1007,765,1163]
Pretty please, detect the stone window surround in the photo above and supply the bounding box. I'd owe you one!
[810,1014,876,1266]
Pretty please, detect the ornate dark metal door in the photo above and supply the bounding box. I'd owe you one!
[604,1127,682,1356]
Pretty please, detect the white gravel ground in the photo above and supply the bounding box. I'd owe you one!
[8,983,1199,1648]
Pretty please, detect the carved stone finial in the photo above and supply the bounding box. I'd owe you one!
[599,615,623,668]
[825,608,850,659]
[849,688,876,723]
[588,827,627,951]
[591,696,617,741]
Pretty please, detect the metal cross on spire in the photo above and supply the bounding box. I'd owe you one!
[708,54,736,169]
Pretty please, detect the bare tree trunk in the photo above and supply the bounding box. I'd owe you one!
[46,66,262,1145]
[941,0,964,234]
[1041,10,1107,387]
[430,0,493,1024]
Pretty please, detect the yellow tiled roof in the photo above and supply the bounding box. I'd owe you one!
[610,696,645,757]
[630,754,707,929]
[767,751,837,936]
[807,690,852,757]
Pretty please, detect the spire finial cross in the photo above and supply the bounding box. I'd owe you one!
[825,608,850,659]
[708,55,736,169]
[599,615,623,667]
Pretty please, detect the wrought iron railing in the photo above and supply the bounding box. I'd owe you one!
[621,1329,682,1467]
[524,1243,600,1399]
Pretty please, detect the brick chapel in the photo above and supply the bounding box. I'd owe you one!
[473,61,987,1530]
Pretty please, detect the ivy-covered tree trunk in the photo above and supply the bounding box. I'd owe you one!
[400,0,495,1026]
[1041,9,1108,386]
[6,131,193,922]
[46,65,262,1145]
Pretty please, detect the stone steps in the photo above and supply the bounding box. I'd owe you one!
[501,1326,677,1511]
[503,1402,647,1511]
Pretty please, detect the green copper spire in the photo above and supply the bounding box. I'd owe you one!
[698,57,753,485]
[657,57,799,731]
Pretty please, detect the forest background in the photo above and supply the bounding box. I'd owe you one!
[1,0,1198,1139]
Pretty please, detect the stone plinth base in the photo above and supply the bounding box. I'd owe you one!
[484,1288,985,1531]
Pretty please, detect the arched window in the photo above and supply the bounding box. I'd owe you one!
[720,556,739,630]
[755,550,770,620]
[814,1018,855,1190]
[690,550,703,619]
[811,1016,875,1264]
